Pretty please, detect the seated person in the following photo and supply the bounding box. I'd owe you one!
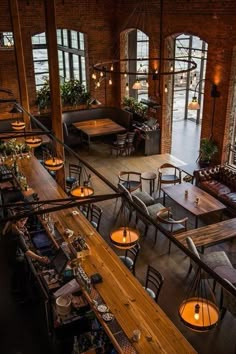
[2,217,50,301]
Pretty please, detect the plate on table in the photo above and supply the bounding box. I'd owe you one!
[102,312,114,322]
[97,304,108,313]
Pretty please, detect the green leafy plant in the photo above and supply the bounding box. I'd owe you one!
[199,138,218,163]
[36,78,51,110]
[122,96,147,118]
[61,79,91,106]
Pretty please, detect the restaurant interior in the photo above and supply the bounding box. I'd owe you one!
[0,1,236,354]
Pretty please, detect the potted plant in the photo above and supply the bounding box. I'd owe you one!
[36,79,51,110]
[199,138,218,167]
[61,79,91,106]
[122,96,147,121]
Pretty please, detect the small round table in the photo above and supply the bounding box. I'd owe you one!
[141,171,157,196]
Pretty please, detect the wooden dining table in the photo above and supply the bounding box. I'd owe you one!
[73,118,126,146]
[17,156,196,354]
[162,182,226,228]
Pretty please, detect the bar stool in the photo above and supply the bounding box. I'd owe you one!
[141,171,157,196]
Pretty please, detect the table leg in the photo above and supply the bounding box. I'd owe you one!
[163,191,166,205]
[195,216,198,228]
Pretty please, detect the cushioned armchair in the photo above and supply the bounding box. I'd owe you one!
[156,208,188,254]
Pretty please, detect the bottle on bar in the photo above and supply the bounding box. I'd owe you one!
[71,336,80,354]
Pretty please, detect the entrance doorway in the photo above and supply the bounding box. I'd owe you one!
[171,34,208,163]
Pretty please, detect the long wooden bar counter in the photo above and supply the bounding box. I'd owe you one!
[18,156,196,354]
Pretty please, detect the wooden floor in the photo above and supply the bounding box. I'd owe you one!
[67,139,236,354]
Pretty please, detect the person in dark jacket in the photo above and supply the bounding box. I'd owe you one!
[3,217,49,301]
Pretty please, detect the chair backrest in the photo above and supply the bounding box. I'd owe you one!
[89,203,103,231]
[79,204,90,218]
[116,133,127,146]
[158,163,180,177]
[186,236,200,273]
[132,195,149,215]
[69,164,82,181]
[222,279,236,318]
[145,265,164,302]
[118,182,133,203]
[119,171,141,182]
[126,131,136,144]
[124,242,140,268]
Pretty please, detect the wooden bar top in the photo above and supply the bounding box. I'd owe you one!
[176,218,236,248]
[18,156,196,354]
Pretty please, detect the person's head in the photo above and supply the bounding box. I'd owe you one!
[16,217,28,228]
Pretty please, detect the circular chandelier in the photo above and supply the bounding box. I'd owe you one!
[93,57,197,79]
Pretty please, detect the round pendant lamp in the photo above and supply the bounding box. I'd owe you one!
[44,157,64,171]
[25,136,42,148]
[179,296,219,332]
[70,186,94,198]
[11,120,25,130]
[110,226,140,250]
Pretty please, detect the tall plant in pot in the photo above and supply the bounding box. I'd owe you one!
[61,79,91,107]
[199,138,218,167]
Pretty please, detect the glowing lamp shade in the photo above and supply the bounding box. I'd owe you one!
[11,121,25,130]
[25,136,42,148]
[110,226,140,249]
[132,79,142,90]
[179,297,219,332]
[44,157,64,171]
[70,186,94,198]
[188,96,200,110]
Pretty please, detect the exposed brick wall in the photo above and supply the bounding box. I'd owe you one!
[0,0,236,163]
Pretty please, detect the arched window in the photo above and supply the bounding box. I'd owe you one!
[32,29,87,91]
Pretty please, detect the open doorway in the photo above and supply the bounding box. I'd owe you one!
[171,34,208,163]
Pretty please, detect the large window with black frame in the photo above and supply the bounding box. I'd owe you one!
[32,29,87,91]
[173,34,208,125]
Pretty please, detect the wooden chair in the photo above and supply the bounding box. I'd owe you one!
[119,242,140,276]
[126,131,136,155]
[79,204,90,218]
[132,195,167,243]
[157,163,182,197]
[66,164,82,191]
[220,279,236,320]
[111,133,127,157]
[186,237,233,278]
[156,208,188,254]
[88,204,103,231]
[143,265,164,303]
[118,171,142,192]
[118,182,156,221]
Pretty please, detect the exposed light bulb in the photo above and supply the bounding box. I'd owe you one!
[194,304,200,321]
[100,71,103,77]
[122,229,127,243]
[124,71,127,78]
[109,78,112,85]
[92,72,96,80]
[164,85,168,93]
[125,83,129,91]
[110,63,114,71]
[97,81,101,88]
[170,64,174,72]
